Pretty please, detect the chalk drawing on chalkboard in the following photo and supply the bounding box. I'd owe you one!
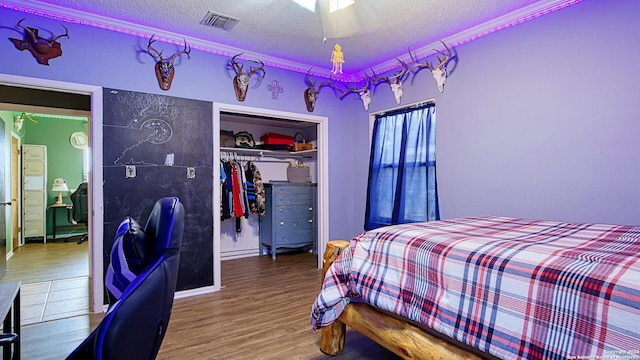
[113,118,175,166]
[165,153,175,166]
[126,165,136,178]
[141,118,173,144]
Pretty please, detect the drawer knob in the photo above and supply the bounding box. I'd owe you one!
[279,221,285,226]
[308,219,313,223]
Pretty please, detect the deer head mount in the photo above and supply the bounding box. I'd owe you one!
[230,53,266,102]
[370,59,409,105]
[409,41,452,93]
[339,78,372,111]
[9,18,69,65]
[146,35,191,91]
[304,68,335,112]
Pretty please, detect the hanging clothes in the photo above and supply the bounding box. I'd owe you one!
[220,158,266,232]
[245,161,266,216]
[231,162,245,218]
[221,161,233,220]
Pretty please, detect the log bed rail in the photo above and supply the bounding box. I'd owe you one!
[319,240,489,360]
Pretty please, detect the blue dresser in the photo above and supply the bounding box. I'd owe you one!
[259,182,317,260]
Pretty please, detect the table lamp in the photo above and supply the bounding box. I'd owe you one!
[51,178,69,204]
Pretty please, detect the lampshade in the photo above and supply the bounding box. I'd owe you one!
[51,178,69,204]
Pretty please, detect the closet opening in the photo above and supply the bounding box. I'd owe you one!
[213,103,328,291]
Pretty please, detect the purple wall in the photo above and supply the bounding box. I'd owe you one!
[0,7,364,239]
[357,0,640,226]
[1,0,639,250]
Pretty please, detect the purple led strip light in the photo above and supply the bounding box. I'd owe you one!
[1,0,582,80]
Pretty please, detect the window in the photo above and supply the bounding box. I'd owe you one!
[364,102,438,231]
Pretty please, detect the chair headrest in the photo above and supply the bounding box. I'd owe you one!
[144,197,185,255]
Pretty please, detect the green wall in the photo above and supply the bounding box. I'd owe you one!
[22,114,88,236]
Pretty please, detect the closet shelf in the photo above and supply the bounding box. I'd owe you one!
[220,147,316,159]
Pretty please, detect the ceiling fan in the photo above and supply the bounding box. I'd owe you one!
[292,0,378,39]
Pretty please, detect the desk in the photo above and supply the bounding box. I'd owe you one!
[50,203,72,240]
[0,281,20,360]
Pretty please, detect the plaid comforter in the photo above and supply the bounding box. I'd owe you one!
[311,216,640,360]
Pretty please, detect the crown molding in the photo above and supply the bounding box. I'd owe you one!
[2,0,580,82]
[359,0,581,81]
[1,0,334,78]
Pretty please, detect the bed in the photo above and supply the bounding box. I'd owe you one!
[311,216,640,360]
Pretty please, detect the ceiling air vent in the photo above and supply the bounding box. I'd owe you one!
[200,11,240,31]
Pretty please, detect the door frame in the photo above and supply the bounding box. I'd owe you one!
[212,102,329,291]
[0,73,104,313]
[10,132,20,252]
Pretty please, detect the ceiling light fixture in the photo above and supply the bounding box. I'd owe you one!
[329,0,354,14]
[292,0,316,12]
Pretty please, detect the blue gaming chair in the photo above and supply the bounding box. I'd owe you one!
[67,197,184,360]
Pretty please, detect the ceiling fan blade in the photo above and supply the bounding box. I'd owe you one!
[318,0,365,39]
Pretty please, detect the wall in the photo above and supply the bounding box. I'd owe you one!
[358,0,640,226]
[22,116,87,235]
[0,5,363,292]
[2,0,639,280]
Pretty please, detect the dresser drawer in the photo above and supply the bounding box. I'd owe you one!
[274,217,314,231]
[24,190,45,206]
[23,145,46,160]
[272,189,314,205]
[24,206,45,221]
[272,229,315,247]
[273,206,314,219]
[23,220,45,236]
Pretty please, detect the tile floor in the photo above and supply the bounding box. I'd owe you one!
[20,276,90,326]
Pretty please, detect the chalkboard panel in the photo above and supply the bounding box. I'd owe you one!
[103,88,213,293]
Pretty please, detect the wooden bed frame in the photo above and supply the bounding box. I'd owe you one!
[319,240,492,360]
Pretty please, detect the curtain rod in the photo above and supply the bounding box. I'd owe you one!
[371,98,436,117]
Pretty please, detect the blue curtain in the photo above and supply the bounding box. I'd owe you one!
[364,103,438,231]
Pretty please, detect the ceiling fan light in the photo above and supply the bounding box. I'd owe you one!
[292,0,317,12]
[329,0,355,13]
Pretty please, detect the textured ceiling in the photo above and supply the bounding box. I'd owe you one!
[7,0,575,77]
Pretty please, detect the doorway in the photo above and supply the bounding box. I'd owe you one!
[0,74,105,314]
[212,103,329,292]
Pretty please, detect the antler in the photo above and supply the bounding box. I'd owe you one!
[16,18,36,41]
[369,67,389,85]
[248,59,265,79]
[16,18,27,31]
[231,53,244,75]
[50,24,69,43]
[318,74,335,91]
[369,58,408,85]
[389,58,408,83]
[20,113,38,124]
[305,68,334,92]
[409,41,452,71]
[432,41,452,69]
[339,77,370,99]
[305,67,317,87]
[147,35,164,61]
[170,39,191,65]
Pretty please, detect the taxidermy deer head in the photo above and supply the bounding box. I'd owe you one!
[409,41,452,93]
[231,53,266,102]
[9,18,69,65]
[370,59,409,105]
[339,78,372,111]
[146,35,191,91]
[304,68,335,112]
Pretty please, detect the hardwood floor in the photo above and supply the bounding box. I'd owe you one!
[3,243,401,359]
[3,239,90,326]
